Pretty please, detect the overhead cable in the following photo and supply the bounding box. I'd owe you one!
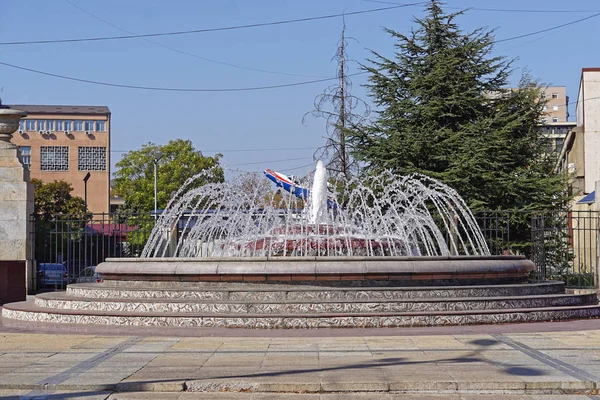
[362,0,600,13]
[0,2,426,46]
[0,60,366,92]
[64,0,323,78]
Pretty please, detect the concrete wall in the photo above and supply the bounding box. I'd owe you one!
[581,70,600,193]
[0,145,34,293]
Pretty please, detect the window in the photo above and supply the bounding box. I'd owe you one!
[84,121,94,131]
[37,120,45,131]
[25,120,36,131]
[552,117,559,123]
[64,120,72,131]
[541,118,547,124]
[46,120,54,131]
[555,138,565,152]
[552,105,559,111]
[95,121,105,132]
[18,146,31,169]
[78,147,106,171]
[18,120,24,131]
[40,146,69,171]
[74,120,83,131]
[55,120,64,131]
[552,93,558,99]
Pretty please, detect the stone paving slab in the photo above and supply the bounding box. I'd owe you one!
[0,391,599,399]
[1,329,600,398]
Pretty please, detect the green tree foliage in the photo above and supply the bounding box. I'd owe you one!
[31,178,86,217]
[113,139,224,213]
[348,1,567,214]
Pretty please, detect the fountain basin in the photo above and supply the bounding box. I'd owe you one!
[96,255,534,286]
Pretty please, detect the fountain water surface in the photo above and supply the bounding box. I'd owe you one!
[142,161,490,258]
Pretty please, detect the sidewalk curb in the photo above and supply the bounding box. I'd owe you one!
[2,380,596,394]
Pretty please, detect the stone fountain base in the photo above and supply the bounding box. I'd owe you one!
[96,255,535,286]
[3,256,600,329]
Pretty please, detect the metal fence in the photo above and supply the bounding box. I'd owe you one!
[31,213,156,291]
[31,210,600,292]
[531,211,598,287]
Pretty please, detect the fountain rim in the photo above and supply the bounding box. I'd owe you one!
[104,255,527,263]
[96,255,534,286]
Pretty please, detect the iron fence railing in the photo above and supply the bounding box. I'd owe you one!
[31,212,156,291]
[30,209,599,292]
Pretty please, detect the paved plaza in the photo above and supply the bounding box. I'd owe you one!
[1,313,600,399]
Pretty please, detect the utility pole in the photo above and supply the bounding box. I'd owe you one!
[303,19,369,180]
[338,22,347,179]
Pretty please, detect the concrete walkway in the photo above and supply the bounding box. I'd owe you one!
[2,319,600,399]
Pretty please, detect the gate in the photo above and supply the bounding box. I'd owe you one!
[531,210,598,287]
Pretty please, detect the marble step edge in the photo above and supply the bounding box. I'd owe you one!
[6,301,600,318]
[75,280,564,292]
[3,303,600,328]
[32,294,595,314]
[37,291,597,306]
[66,281,566,299]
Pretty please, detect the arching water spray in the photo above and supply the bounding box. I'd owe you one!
[142,164,489,258]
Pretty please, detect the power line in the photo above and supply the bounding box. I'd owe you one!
[496,13,600,43]
[0,2,426,46]
[0,60,367,92]
[363,0,600,13]
[110,146,317,153]
[63,0,323,79]
[229,156,312,167]
[362,0,600,43]
[281,162,318,173]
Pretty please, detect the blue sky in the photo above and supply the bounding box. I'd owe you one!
[1,0,598,178]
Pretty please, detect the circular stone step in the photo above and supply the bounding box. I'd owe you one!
[66,281,566,301]
[3,301,600,328]
[34,292,597,314]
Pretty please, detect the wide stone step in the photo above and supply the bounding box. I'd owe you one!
[34,291,597,314]
[3,301,600,328]
[66,281,566,301]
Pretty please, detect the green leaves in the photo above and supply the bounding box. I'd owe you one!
[113,139,224,213]
[32,178,86,217]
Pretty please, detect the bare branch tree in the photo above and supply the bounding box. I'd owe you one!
[303,19,370,179]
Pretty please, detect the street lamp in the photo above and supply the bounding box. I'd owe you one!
[83,172,91,211]
[153,154,163,218]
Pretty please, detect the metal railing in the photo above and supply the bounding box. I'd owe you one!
[30,209,599,291]
[31,212,156,291]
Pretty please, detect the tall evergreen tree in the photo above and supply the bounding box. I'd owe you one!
[348,0,566,212]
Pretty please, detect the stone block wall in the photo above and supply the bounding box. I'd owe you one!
[0,146,34,293]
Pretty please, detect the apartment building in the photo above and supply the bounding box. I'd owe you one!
[556,69,600,201]
[8,105,111,213]
[541,86,569,123]
[537,86,574,154]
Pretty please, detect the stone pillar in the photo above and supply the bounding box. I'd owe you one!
[0,105,33,298]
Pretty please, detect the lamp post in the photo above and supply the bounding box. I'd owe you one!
[153,154,163,218]
[83,172,91,211]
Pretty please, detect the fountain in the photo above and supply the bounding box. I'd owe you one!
[3,163,600,329]
[141,161,490,259]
